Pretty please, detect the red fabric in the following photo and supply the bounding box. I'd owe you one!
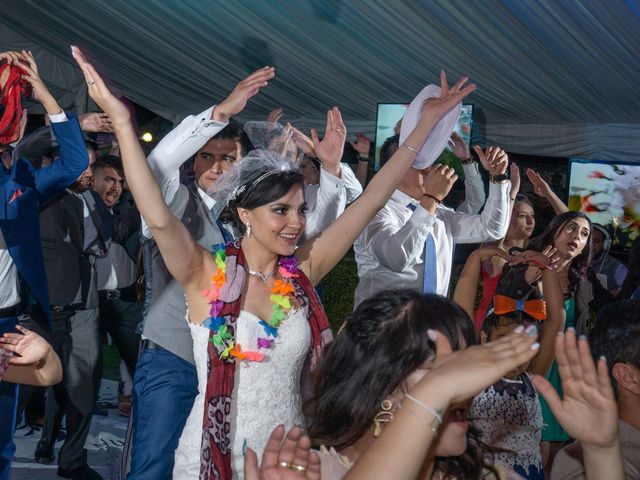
[475,269,502,332]
[0,62,30,146]
[200,240,332,479]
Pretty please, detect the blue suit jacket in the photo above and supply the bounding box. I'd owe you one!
[0,115,89,325]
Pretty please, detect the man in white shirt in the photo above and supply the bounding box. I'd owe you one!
[354,146,511,307]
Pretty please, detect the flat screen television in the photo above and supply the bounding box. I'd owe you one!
[568,159,640,250]
[374,103,473,170]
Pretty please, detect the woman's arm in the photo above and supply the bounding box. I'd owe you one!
[71,47,207,288]
[453,246,509,318]
[526,168,569,215]
[508,248,566,376]
[297,72,476,284]
[0,326,62,386]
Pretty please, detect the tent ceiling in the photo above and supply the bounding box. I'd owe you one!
[1,0,640,160]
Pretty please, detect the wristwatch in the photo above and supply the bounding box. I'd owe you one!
[490,173,509,184]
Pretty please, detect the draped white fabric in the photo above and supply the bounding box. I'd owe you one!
[1,0,639,160]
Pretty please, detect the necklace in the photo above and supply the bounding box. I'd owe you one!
[245,265,278,283]
[202,243,299,364]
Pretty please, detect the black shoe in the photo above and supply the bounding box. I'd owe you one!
[34,438,54,464]
[57,464,103,480]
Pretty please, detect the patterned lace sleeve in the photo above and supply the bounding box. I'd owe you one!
[0,347,12,381]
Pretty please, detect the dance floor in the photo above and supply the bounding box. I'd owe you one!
[11,379,127,480]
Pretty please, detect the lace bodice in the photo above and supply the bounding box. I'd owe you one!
[470,373,544,480]
[230,308,311,478]
[173,308,311,480]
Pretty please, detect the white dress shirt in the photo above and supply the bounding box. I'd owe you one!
[457,162,485,215]
[353,182,510,307]
[142,105,363,240]
[302,164,362,240]
[0,112,69,308]
[142,105,228,238]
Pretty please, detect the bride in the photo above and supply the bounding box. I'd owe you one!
[72,46,475,479]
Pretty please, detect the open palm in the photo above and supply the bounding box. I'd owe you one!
[311,107,346,168]
[532,330,618,448]
[0,326,51,365]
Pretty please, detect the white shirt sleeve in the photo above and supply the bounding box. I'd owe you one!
[456,162,486,215]
[47,112,68,123]
[442,181,511,244]
[141,106,227,238]
[360,205,436,272]
[304,164,361,239]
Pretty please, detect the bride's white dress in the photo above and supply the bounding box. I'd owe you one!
[173,309,311,479]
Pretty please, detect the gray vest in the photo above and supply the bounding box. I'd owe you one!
[142,184,229,364]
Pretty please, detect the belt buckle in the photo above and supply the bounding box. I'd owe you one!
[106,290,119,301]
[52,305,63,313]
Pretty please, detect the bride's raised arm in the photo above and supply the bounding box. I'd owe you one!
[71,46,207,288]
[296,72,476,285]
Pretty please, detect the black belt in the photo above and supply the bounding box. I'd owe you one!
[142,339,165,351]
[51,303,83,313]
[0,304,19,317]
[99,283,137,302]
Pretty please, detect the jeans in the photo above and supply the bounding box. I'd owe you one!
[126,346,198,480]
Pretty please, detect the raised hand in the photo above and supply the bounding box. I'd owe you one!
[14,50,61,115]
[420,327,539,405]
[448,131,470,161]
[79,112,113,132]
[266,108,284,124]
[526,168,551,198]
[418,71,476,125]
[532,329,619,449]
[311,106,346,176]
[474,145,509,175]
[215,66,276,122]
[420,164,458,207]
[0,325,52,365]
[244,425,321,480]
[0,51,22,65]
[509,246,559,270]
[350,133,371,158]
[292,127,316,158]
[510,163,521,197]
[71,46,131,126]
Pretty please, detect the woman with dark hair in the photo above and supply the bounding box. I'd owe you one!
[514,211,601,470]
[72,47,475,480]
[305,290,502,479]
[474,164,537,329]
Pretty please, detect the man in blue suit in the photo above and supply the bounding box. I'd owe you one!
[0,50,89,479]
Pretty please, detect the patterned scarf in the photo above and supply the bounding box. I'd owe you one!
[200,240,332,479]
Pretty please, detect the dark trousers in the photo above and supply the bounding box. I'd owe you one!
[0,315,18,480]
[126,347,198,480]
[40,308,100,469]
[98,296,142,376]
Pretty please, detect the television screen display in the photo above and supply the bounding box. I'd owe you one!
[568,159,640,249]
[374,103,473,170]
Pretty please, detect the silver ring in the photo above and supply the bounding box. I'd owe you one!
[87,80,96,86]
[278,461,291,469]
[335,127,344,133]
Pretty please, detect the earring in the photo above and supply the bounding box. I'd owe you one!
[372,399,394,437]
[246,223,252,237]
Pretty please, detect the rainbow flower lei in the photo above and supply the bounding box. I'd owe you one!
[202,243,299,363]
